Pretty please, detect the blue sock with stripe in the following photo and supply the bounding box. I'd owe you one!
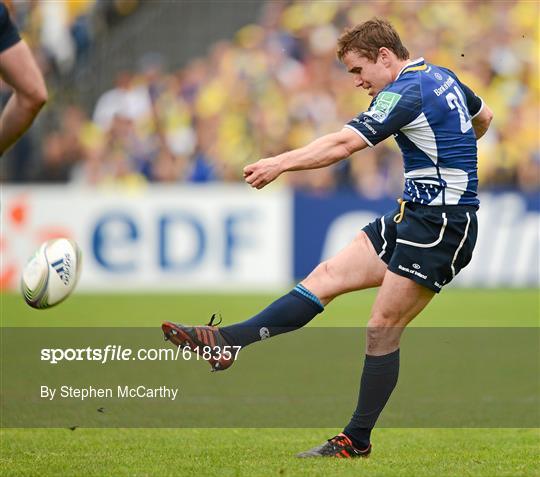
[343,349,400,450]
[219,284,324,347]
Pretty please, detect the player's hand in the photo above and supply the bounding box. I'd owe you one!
[243,157,282,189]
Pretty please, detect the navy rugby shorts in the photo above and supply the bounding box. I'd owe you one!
[363,202,478,292]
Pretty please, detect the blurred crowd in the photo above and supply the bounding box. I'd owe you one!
[2,0,539,194]
[1,0,139,81]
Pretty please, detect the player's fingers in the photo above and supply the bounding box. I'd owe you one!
[254,177,268,189]
[245,173,258,185]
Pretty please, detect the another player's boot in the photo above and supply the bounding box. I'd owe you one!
[162,314,237,372]
[296,433,372,458]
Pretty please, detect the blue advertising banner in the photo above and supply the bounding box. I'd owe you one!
[293,191,396,279]
[293,190,540,287]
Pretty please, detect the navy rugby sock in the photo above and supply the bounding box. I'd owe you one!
[219,284,324,347]
[344,349,400,450]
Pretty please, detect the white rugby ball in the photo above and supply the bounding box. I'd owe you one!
[21,238,82,309]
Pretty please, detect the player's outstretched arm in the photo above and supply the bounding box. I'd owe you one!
[0,40,48,155]
[244,128,367,189]
[471,102,493,140]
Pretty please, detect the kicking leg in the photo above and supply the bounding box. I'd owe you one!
[163,232,386,371]
[218,231,386,346]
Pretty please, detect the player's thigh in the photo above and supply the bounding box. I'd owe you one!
[366,270,435,354]
[301,231,386,305]
[0,41,47,102]
[371,270,435,327]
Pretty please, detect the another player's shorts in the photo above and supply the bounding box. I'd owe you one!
[363,202,478,292]
[0,4,20,53]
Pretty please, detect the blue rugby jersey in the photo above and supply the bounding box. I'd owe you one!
[345,58,483,206]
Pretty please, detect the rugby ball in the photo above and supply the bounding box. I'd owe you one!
[21,238,82,309]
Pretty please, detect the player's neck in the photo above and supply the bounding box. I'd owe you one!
[391,59,412,81]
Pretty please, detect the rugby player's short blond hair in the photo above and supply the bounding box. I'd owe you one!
[337,18,410,63]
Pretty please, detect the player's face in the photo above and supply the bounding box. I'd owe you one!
[343,50,394,97]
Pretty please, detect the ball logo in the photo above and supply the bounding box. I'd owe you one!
[259,327,270,340]
[51,253,73,286]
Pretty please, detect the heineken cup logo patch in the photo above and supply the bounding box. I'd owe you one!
[365,92,402,123]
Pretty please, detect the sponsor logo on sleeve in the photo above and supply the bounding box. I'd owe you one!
[351,117,378,135]
[364,92,402,123]
[360,118,377,135]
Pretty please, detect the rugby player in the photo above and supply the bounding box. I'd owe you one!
[163,18,493,458]
[0,1,47,156]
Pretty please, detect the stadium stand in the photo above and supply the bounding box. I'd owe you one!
[1,0,538,193]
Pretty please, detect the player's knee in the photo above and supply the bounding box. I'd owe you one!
[32,85,48,110]
[309,260,337,284]
[369,308,401,326]
[366,314,402,352]
[302,260,341,304]
[22,85,48,112]
[367,316,395,338]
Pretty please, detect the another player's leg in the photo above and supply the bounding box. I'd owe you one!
[298,270,435,458]
[162,231,386,371]
[0,41,48,155]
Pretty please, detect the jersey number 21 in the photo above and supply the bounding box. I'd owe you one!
[445,86,472,133]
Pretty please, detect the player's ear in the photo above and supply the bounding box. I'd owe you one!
[378,47,392,66]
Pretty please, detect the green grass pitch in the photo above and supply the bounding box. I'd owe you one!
[1,289,539,476]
